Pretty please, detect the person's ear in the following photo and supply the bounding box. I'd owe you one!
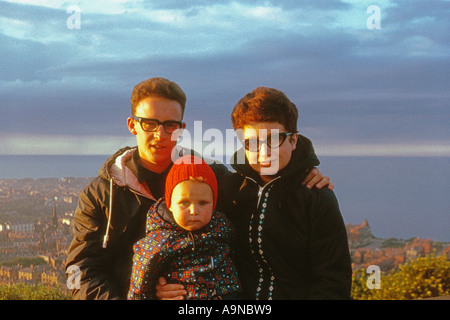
[127,117,138,135]
[290,133,298,150]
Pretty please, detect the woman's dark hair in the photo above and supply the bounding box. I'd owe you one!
[231,87,298,133]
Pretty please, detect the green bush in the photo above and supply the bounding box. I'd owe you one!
[0,283,70,300]
[352,254,450,300]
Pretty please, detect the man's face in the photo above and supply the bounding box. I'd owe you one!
[169,180,214,231]
[127,96,184,172]
[242,121,298,183]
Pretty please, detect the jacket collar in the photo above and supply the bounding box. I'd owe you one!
[108,147,156,199]
[98,145,202,199]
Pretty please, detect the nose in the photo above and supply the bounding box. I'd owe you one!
[258,142,271,161]
[153,124,167,139]
[189,204,198,216]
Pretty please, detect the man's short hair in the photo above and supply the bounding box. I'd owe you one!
[131,77,187,117]
[231,87,298,133]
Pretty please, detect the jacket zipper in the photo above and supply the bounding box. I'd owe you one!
[245,175,280,300]
[245,176,281,209]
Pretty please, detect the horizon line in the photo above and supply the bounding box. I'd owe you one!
[1,135,450,157]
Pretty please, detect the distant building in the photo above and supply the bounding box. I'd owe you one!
[0,222,35,234]
[0,266,17,285]
[346,219,373,248]
[18,266,41,284]
[405,238,433,260]
[52,197,58,229]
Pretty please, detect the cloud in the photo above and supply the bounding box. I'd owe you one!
[0,0,449,156]
[145,0,351,11]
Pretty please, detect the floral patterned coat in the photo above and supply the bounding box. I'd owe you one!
[128,198,240,300]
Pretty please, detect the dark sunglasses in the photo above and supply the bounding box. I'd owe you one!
[243,132,296,152]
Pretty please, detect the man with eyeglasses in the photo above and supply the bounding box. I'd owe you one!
[65,78,332,300]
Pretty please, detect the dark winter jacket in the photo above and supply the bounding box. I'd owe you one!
[128,198,240,300]
[65,146,229,300]
[222,135,352,300]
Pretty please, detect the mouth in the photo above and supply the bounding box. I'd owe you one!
[258,161,273,167]
[258,159,280,176]
[150,144,167,150]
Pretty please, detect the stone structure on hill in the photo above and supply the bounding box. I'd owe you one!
[346,219,374,248]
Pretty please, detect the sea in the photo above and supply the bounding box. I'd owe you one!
[0,155,449,242]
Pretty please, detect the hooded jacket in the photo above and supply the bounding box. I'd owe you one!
[222,135,352,300]
[128,198,240,300]
[65,146,229,300]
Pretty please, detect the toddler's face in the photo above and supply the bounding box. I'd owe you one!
[169,180,214,231]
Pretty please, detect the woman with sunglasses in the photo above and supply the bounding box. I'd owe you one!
[223,87,352,300]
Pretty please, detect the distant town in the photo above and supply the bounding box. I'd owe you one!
[347,219,450,271]
[0,177,449,292]
[0,177,91,291]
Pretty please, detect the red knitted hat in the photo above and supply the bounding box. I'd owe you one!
[165,155,218,208]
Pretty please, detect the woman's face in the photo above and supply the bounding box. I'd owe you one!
[242,121,298,183]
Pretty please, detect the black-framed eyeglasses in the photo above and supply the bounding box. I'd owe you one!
[243,132,296,152]
[131,116,183,134]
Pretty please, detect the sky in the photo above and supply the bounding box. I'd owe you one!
[1,0,449,158]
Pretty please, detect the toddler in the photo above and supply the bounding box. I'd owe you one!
[128,155,240,300]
